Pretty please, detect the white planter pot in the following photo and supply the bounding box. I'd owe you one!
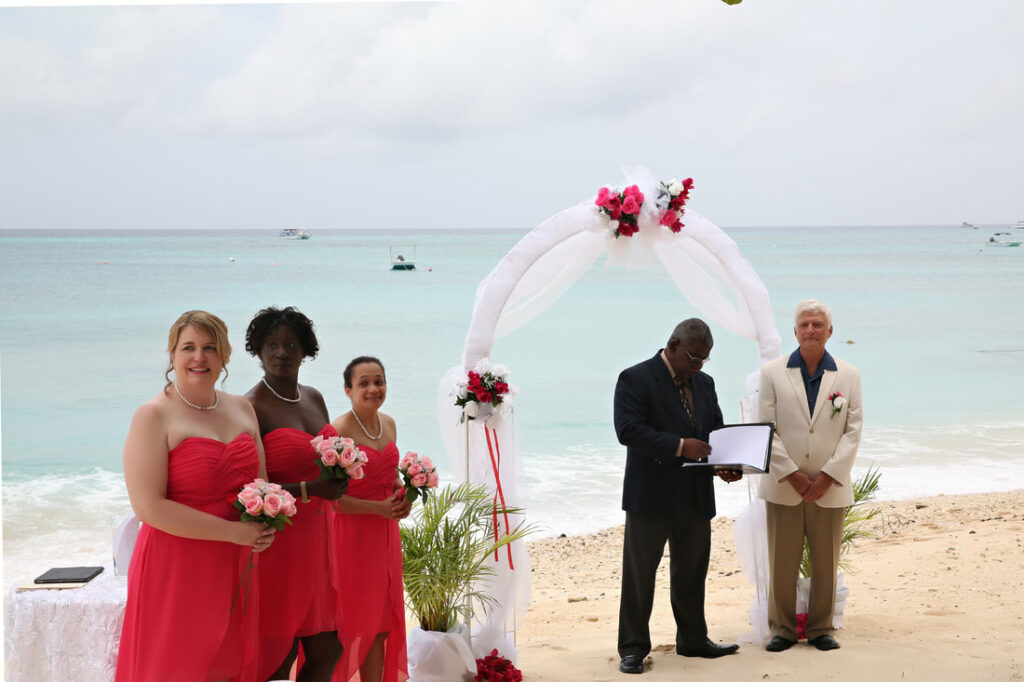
[795,572,850,630]
[407,623,476,682]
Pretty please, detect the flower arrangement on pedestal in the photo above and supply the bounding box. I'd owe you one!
[453,359,517,422]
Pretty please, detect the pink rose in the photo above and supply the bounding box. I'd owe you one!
[310,435,324,450]
[659,209,678,227]
[407,463,423,477]
[346,463,366,480]
[243,494,264,516]
[321,449,339,466]
[419,456,434,470]
[427,472,439,488]
[263,493,282,518]
[412,472,428,487]
[245,478,266,491]
[595,186,612,208]
[340,437,356,449]
[316,438,336,455]
[282,497,297,517]
[339,446,359,467]
[622,195,640,215]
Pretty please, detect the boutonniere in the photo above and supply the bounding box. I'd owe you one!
[828,391,847,418]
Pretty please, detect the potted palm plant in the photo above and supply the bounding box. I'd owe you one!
[796,465,882,635]
[401,482,533,682]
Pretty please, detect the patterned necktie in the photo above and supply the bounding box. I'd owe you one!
[675,376,695,425]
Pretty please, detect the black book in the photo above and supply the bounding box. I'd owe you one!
[34,566,104,584]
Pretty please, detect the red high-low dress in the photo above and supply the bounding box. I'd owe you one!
[116,434,261,682]
[330,441,408,682]
[257,424,339,678]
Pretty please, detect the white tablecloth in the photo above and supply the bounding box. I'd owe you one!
[5,566,126,682]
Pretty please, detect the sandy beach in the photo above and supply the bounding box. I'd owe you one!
[517,490,1024,681]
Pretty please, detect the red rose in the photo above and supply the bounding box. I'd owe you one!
[494,381,509,394]
[622,195,640,215]
[659,209,677,227]
[477,390,493,403]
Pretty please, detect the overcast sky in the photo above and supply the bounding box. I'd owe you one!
[1,1,1022,230]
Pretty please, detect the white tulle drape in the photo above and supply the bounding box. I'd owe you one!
[437,166,782,658]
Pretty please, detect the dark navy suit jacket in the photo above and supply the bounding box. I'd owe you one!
[614,351,724,520]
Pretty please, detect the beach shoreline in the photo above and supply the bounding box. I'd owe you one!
[517,489,1024,681]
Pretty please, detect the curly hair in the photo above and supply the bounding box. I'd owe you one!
[244,306,320,359]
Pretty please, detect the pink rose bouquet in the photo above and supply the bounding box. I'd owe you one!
[655,177,694,233]
[230,478,298,613]
[311,434,369,481]
[398,451,440,504]
[232,478,298,531]
[594,184,645,238]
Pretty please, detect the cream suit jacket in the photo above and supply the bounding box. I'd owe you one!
[756,354,863,508]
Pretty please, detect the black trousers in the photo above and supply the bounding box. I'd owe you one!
[617,510,711,658]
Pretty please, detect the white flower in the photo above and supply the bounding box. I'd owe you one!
[490,364,509,378]
[473,358,492,374]
[668,179,683,195]
[833,396,847,409]
[463,401,479,418]
[609,219,619,230]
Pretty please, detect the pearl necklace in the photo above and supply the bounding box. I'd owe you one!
[262,377,301,403]
[351,410,383,440]
[174,382,219,411]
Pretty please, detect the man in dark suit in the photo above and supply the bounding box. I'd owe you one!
[614,318,741,675]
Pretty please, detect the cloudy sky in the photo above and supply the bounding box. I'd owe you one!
[1,0,1022,230]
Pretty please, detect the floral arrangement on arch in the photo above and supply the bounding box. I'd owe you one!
[592,177,694,237]
[655,177,694,233]
[453,359,517,421]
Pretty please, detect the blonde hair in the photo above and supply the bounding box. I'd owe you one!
[164,310,232,391]
[794,299,832,327]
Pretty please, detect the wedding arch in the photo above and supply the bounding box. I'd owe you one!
[435,166,782,656]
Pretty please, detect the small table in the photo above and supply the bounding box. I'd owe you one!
[5,565,126,682]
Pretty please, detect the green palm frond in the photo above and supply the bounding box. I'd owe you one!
[400,481,535,632]
[800,465,881,578]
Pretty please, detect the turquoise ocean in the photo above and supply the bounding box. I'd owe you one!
[2,225,1023,589]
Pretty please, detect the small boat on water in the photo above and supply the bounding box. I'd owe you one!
[987,232,1022,247]
[279,228,311,240]
[389,245,416,270]
[1013,220,1024,229]
[961,221,979,229]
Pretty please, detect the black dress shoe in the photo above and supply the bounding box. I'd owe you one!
[809,634,840,651]
[676,638,739,658]
[765,636,796,652]
[619,654,644,674]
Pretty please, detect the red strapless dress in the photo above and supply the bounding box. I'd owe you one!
[330,442,408,682]
[257,424,339,678]
[116,434,261,682]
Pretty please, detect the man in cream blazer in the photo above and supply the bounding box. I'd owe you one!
[758,300,862,653]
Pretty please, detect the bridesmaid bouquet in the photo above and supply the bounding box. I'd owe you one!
[231,478,299,613]
[311,434,368,481]
[233,478,298,531]
[399,451,440,504]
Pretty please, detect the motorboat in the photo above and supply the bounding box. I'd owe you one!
[961,221,979,229]
[987,232,1022,247]
[389,244,416,270]
[1013,220,1024,229]
[279,228,312,240]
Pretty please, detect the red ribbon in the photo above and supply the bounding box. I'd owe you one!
[484,424,514,570]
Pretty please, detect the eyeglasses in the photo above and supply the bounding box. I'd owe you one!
[685,349,710,365]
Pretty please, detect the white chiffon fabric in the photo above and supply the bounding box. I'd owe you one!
[5,567,126,682]
[437,166,782,658]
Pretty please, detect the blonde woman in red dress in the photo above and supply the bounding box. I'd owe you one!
[117,310,275,682]
[329,356,411,682]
